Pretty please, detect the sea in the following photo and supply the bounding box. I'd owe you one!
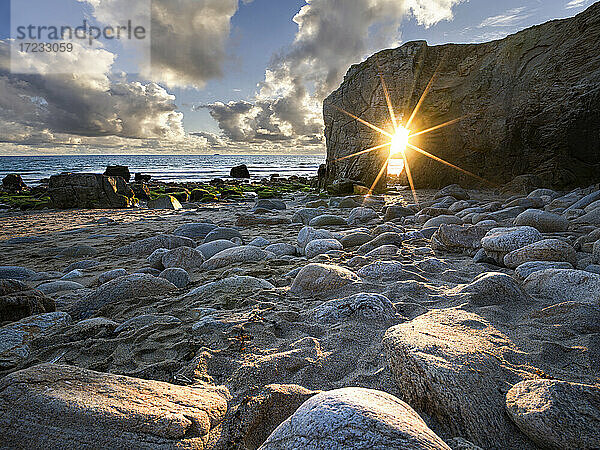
[0,154,325,185]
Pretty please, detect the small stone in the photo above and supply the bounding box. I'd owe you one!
[264,243,296,256]
[506,379,600,450]
[162,247,205,270]
[147,195,182,210]
[305,239,343,259]
[172,223,217,240]
[201,246,269,270]
[36,281,85,295]
[309,215,347,226]
[358,261,419,282]
[98,269,128,284]
[260,388,450,450]
[514,261,573,279]
[503,239,577,269]
[423,215,463,229]
[196,240,238,259]
[159,268,190,288]
[203,227,244,245]
[290,264,358,297]
[514,209,569,232]
[347,207,379,225]
[523,269,600,304]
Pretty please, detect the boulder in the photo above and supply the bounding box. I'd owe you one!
[134,172,152,182]
[36,281,85,295]
[340,232,373,248]
[2,174,27,193]
[48,173,136,209]
[0,266,36,280]
[254,199,286,211]
[173,223,217,240]
[159,268,190,289]
[357,232,403,254]
[503,239,577,269]
[523,269,600,304]
[0,313,72,369]
[231,164,250,178]
[70,274,177,320]
[435,184,469,200]
[313,293,396,324]
[322,4,600,189]
[347,207,379,225]
[161,247,205,270]
[514,261,573,280]
[264,243,296,256]
[0,280,55,323]
[98,268,128,284]
[290,264,358,297]
[204,227,244,245]
[201,246,270,270]
[384,205,414,221]
[103,165,130,182]
[358,261,424,282]
[594,239,600,264]
[114,234,195,256]
[506,379,600,450]
[383,309,536,449]
[0,363,228,449]
[185,276,274,306]
[450,272,530,306]
[305,239,343,259]
[259,388,451,450]
[423,215,463,229]
[514,209,569,232]
[481,226,542,264]
[196,240,238,259]
[431,224,488,255]
[309,215,347,227]
[147,195,182,210]
[297,226,336,250]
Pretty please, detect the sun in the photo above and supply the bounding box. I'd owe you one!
[390,126,410,157]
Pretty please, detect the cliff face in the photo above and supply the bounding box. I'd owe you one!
[323,3,600,189]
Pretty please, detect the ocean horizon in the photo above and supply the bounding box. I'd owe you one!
[0,154,326,185]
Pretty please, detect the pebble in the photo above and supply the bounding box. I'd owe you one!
[265,243,296,256]
[297,226,336,250]
[249,237,271,248]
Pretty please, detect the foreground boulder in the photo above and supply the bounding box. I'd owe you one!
[383,308,536,449]
[48,173,136,209]
[523,268,600,304]
[322,4,600,188]
[0,363,228,449]
[259,387,451,449]
[506,379,600,450]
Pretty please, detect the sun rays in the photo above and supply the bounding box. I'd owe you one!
[331,59,487,205]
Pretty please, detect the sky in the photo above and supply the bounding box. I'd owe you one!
[0,0,595,155]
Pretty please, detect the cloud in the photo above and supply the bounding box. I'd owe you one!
[203,0,465,147]
[80,0,243,88]
[565,0,589,8]
[478,7,532,28]
[0,39,185,145]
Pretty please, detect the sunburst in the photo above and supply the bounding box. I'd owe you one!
[332,60,487,205]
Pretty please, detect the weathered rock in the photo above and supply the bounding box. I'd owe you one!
[0,363,228,449]
[297,226,336,250]
[201,246,269,271]
[56,244,98,258]
[231,164,250,178]
[431,224,488,255]
[0,313,72,369]
[147,248,169,269]
[290,264,358,297]
[423,215,463,229]
[237,214,292,227]
[313,293,396,324]
[594,240,600,264]
[365,244,400,258]
[291,208,324,225]
[173,223,217,240]
[340,232,372,249]
[48,173,135,209]
[36,280,85,295]
[159,268,190,288]
[0,280,55,323]
[70,274,177,320]
[147,195,182,210]
[309,215,347,227]
[204,227,244,245]
[384,205,413,221]
[450,272,530,306]
[114,234,195,256]
[573,207,600,225]
[2,174,27,193]
[357,232,403,254]
[523,269,600,304]
[264,243,296,256]
[0,266,36,280]
[514,261,573,280]
[98,268,128,284]
[249,237,270,248]
[481,226,542,264]
[196,240,238,260]
[347,207,379,225]
[506,379,600,450]
[383,309,536,449]
[260,387,450,450]
[358,261,424,282]
[185,276,274,306]
[323,5,600,188]
[254,199,286,211]
[305,239,343,259]
[503,239,577,269]
[131,182,151,200]
[103,165,130,182]
[514,209,569,232]
[61,269,85,280]
[63,260,100,273]
[161,247,205,270]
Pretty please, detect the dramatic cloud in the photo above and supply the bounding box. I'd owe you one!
[0,40,185,144]
[478,7,532,28]
[203,0,465,146]
[81,0,243,88]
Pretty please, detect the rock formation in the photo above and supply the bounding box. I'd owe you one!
[323,3,600,189]
[48,173,137,209]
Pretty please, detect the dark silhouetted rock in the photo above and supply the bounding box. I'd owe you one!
[323,4,600,189]
[231,164,250,179]
[48,173,136,209]
[2,174,27,193]
[103,165,130,182]
[134,172,152,182]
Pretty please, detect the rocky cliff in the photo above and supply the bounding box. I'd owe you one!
[323,3,600,190]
